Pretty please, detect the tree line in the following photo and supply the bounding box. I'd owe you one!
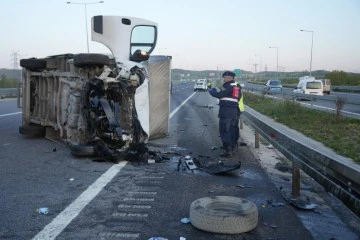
[0,74,18,88]
[324,71,360,86]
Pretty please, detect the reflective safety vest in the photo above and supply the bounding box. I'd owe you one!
[232,82,245,112]
[238,95,245,112]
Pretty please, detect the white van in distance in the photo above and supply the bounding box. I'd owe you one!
[293,76,324,96]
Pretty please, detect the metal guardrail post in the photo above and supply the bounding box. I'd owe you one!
[292,164,300,197]
[255,130,259,148]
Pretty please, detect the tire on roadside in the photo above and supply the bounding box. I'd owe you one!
[19,124,45,138]
[70,144,95,158]
[20,58,47,71]
[73,54,109,68]
[190,196,258,234]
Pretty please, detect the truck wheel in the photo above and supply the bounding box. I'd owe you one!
[70,144,95,157]
[190,196,258,234]
[20,58,46,71]
[73,54,109,68]
[19,125,45,138]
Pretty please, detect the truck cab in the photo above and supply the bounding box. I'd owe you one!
[18,16,171,160]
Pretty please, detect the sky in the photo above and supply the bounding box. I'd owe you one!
[1,0,360,73]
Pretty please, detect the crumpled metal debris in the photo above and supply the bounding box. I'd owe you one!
[200,104,214,109]
[289,196,318,210]
[199,160,242,174]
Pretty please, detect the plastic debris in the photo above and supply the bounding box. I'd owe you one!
[148,237,168,240]
[38,208,48,215]
[181,217,191,224]
[272,203,285,207]
[148,159,156,164]
[263,222,278,228]
[69,178,74,181]
[180,237,186,240]
[210,146,218,150]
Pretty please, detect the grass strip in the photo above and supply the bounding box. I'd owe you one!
[244,92,360,163]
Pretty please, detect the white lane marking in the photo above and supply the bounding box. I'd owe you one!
[32,161,128,240]
[169,92,196,119]
[0,111,22,118]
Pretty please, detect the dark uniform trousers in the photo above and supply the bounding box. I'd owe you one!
[219,117,239,150]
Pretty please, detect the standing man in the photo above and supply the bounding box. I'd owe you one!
[208,71,241,157]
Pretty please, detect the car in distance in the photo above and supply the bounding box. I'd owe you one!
[194,78,208,91]
[263,79,282,94]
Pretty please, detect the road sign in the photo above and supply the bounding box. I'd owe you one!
[234,69,241,74]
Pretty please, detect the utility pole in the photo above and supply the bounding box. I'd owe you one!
[11,51,21,81]
[300,29,314,77]
[67,1,105,53]
[269,46,279,80]
[265,64,268,78]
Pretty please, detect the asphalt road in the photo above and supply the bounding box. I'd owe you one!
[0,85,359,240]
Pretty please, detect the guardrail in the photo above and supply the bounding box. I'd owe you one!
[0,88,17,98]
[246,86,360,105]
[333,85,360,91]
[243,106,360,217]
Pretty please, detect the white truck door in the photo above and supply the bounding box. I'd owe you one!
[91,15,157,62]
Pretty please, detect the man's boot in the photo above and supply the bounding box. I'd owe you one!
[220,146,234,158]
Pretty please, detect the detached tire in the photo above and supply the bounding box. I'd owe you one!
[20,58,46,71]
[190,196,258,234]
[19,125,45,138]
[71,145,95,157]
[73,54,109,68]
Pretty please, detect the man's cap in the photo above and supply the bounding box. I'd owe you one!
[222,71,236,77]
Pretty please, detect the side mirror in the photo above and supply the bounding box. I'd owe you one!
[130,49,149,62]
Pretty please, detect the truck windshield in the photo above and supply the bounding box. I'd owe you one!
[270,80,281,85]
[307,82,321,89]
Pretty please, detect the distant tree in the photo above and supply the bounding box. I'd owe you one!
[0,76,17,88]
[325,71,348,85]
[0,74,6,81]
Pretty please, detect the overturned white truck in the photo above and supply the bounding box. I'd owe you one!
[18,15,171,160]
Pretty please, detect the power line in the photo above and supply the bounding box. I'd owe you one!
[10,51,22,80]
